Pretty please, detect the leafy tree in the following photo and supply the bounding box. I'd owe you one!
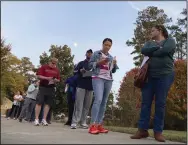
[39,52,50,66]
[19,57,35,85]
[105,92,115,120]
[1,38,11,78]
[165,60,187,130]
[106,92,114,110]
[168,9,187,60]
[1,39,28,102]
[117,68,141,127]
[126,6,172,66]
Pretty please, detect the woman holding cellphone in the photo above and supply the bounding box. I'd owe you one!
[88,38,119,134]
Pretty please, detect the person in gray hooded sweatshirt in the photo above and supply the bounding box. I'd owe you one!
[18,80,39,122]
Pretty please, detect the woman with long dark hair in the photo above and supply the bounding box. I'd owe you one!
[131,25,176,142]
[88,38,119,134]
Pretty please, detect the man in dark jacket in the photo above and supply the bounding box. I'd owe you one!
[64,73,78,126]
[71,49,93,129]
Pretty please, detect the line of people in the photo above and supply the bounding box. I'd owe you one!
[6,25,175,142]
[64,38,119,135]
[60,25,176,143]
[7,91,26,120]
[7,80,52,124]
[26,38,118,133]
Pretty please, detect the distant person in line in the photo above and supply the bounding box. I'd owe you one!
[16,91,27,119]
[7,91,23,120]
[130,25,176,142]
[71,49,93,129]
[64,67,78,126]
[88,38,119,134]
[34,58,60,126]
[18,80,39,122]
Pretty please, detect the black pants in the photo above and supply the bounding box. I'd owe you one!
[8,104,19,118]
[17,101,24,118]
[66,92,75,124]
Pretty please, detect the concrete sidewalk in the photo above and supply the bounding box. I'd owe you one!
[1,117,184,144]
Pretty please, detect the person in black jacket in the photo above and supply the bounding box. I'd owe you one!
[64,73,78,126]
[71,49,93,129]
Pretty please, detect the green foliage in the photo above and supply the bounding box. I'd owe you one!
[165,60,187,130]
[168,9,187,60]
[116,68,141,127]
[104,92,115,121]
[1,39,29,101]
[126,6,172,66]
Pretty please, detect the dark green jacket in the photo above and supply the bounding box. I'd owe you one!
[141,38,176,78]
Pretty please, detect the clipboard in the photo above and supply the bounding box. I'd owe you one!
[82,70,92,77]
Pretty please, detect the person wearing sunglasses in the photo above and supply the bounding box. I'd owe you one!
[34,57,60,126]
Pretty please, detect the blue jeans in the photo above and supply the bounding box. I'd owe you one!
[91,78,113,124]
[138,72,175,133]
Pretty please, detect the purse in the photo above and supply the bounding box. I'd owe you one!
[134,58,150,88]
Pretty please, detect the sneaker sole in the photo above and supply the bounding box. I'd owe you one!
[80,126,88,129]
[89,132,99,135]
[99,131,109,133]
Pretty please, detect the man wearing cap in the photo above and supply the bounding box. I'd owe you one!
[71,49,93,129]
[35,57,60,126]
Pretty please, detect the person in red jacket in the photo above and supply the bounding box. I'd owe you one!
[34,58,60,126]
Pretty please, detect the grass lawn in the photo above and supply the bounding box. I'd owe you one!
[105,126,187,143]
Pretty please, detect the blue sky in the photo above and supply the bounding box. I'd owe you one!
[1,1,186,95]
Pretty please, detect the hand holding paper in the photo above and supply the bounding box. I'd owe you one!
[113,56,117,64]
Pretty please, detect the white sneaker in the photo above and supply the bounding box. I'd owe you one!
[80,124,88,129]
[41,119,48,126]
[7,117,10,120]
[71,124,77,129]
[34,119,40,126]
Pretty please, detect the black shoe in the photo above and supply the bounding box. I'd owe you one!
[19,118,22,122]
[65,122,71,126]
[47,121,51,124]
[24,118,29,122]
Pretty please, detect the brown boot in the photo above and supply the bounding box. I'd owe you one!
[154,132,165,142]
[130,129,149,139]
